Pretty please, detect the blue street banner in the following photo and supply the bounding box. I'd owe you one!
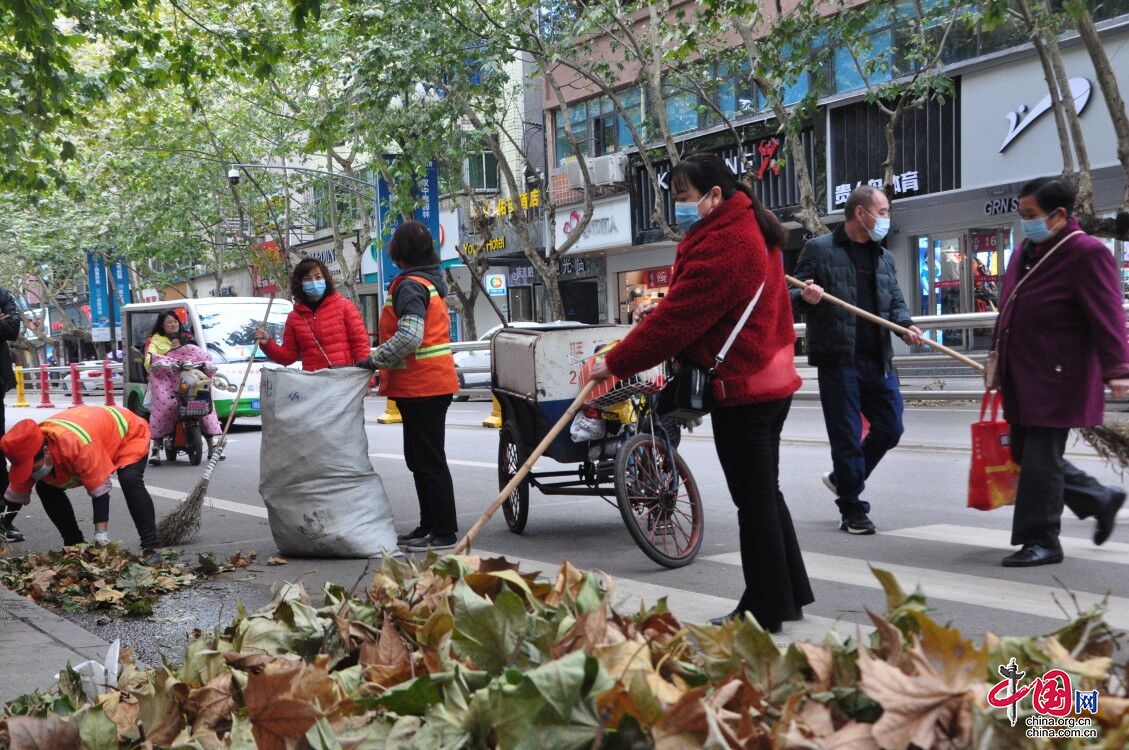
[86,251,111,342]
[110,259,132,330]
[362,160,441,298]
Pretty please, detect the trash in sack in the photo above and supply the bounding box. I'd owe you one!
[259,367,399,557]
[570,411,606,442]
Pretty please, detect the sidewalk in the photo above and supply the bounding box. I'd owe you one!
[0,586,113,704]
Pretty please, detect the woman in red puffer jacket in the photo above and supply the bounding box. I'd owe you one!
[254,258,371,371]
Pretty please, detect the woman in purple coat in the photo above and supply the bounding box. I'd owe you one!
[993,177,1129,567]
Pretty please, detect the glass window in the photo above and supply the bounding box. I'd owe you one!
[617,87,642,147]
[664,82,699,135]
[834,31,892,92]
[553,110,572,165]
[467,152,498,190]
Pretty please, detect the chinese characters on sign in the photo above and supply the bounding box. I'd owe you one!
[476,189,542,218]
[558,257,588,278]
[509,266,536,287]
[986,659,1100,740]
[833,171,920,205]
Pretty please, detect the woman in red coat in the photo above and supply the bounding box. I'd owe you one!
[254,258,371,371]
[586,152,812,633]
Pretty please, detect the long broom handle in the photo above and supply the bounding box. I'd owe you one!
[786,275,985,372]
[453,379,598,555]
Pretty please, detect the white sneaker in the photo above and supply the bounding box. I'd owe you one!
[821,472,838,496]
[94,531,110,547]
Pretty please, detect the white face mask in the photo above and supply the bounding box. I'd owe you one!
[863,208,891,242]
[32,462,52,481]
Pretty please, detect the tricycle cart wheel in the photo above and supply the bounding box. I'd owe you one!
[498,420,530,533]
[614,433,703,568]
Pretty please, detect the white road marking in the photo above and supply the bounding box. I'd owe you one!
[885,524,1129,566]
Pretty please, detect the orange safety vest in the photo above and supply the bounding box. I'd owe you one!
[378,275,459,398]
[37,405,150,494]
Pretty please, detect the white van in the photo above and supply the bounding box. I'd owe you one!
[122,297,293,420]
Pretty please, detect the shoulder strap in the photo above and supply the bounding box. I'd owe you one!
[991,230,1081,350]
[301,314,331,365]
[713,281,766,370]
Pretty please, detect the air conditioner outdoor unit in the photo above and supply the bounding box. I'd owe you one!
[591,153,627,185]
[563,160,584,190]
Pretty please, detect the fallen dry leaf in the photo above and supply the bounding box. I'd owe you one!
[265,556,287,566]
[5,715,81,750]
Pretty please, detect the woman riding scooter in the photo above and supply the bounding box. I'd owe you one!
[145,312,222,465]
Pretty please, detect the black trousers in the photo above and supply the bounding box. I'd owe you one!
[711,397,814,628]
[1010,425,1107,548]
[396,395,457,536]
[0,396,20,525]
[37,458,158,550]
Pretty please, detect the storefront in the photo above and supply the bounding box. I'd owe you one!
[551,194,632,323]
[871,30,1129,351]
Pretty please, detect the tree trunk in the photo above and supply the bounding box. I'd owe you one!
[1074,5,1129,219]
[1016,2,1076,180]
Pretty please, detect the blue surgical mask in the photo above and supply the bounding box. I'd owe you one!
[674,194,708,230]
[302,279,327,299]
[1021,216,1054,244]
[864,209,891,242]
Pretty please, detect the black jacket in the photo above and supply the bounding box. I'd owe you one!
[789,225,913,367]
[0,286,21,392]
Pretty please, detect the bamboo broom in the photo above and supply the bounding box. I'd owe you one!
[786,275,1129,466]
[156,294,276,545]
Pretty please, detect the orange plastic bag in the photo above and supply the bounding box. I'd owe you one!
[968,390,1020,511]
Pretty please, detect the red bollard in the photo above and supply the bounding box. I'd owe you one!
[69,363,84,405]
[102,360,116,406]
[36,364,56,409]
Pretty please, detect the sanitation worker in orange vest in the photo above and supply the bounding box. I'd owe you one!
[0,405,162,565]
[357,220,459,553]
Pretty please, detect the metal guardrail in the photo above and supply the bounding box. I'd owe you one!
[451,311,1001,402]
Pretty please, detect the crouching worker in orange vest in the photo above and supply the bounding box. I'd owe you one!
[0,405,162,565]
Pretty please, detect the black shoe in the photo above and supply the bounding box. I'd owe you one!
[708,610,781,633]
[1002,543,1064,567]
[821,472,837,496]
[839,510,876,535]
[396,525,431,544]
[140,548,164,566]
[402,532,458,552]
[1095,488,1126,546]
[2,524,24,543]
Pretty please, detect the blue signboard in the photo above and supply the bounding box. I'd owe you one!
[110,259,131,329]
[364,160,441,299]
[86,251,111,342]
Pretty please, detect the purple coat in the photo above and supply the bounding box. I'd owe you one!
[996,218,1129,427]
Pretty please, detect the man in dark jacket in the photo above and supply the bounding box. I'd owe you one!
[791,185,923,535]
[0,285,24,542]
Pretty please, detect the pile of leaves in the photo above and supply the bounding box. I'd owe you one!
[0,545,259,616]
[1,554,1128,749]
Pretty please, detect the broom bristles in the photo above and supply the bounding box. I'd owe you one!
[155,481,205,546]
[1079,422,1129,476]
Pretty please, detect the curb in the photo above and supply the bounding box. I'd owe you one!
[0,586,111,702]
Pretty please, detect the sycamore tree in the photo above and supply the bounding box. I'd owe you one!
[977,0,1129,238]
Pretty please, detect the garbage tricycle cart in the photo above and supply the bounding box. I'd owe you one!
[491,323,703,568]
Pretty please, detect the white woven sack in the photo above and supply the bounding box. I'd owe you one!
[259,367,398,557]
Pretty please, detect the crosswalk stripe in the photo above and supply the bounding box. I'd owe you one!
[370,452,496,469]
[147,484,268,518]
[886,524,1129,566]
[704,550,1129,629]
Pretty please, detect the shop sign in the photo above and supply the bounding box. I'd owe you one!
[558,257,591,278]
[647,267,672,287]
[833,172,921,206]
[968,230,1000,254]
[984,197,1020,216]
[438,207,460,263]
[509,265,536,286]
[556,195,631,253]
[830,96,958,206]
[960,35,1129,188]
[484,273,507,297]
[461,236,506,255]
[475,189,542,217]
